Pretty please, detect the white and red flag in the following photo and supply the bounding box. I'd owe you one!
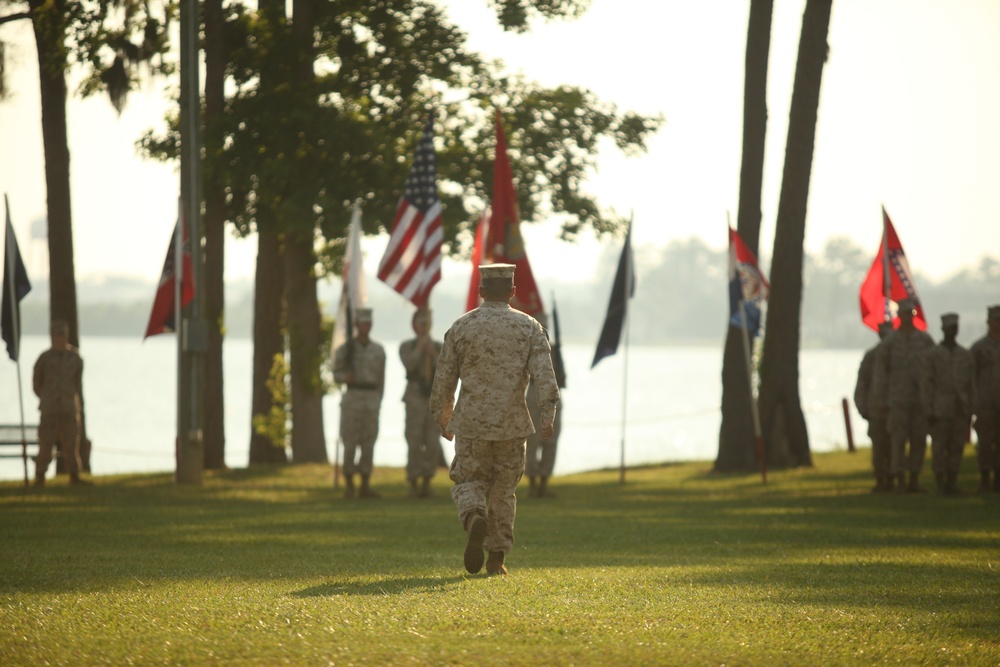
[728,226,770,337]
[859,207,927,332]
[377,111,442,307]
[144,208,194,339]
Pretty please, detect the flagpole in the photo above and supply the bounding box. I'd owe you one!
[175,197,183,470]
[728,212,766,485]
[738,301,767,485]
[881,206,891,322]
[619,213,633,485]
[5,202,29,487]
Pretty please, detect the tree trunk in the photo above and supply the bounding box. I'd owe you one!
[283,233,327,463]
[248,224,288,465]
[30,0,89,472]
[716,0,774,473]
[202,0,226,469]
[279,0,327,464]
[758,0,832,469]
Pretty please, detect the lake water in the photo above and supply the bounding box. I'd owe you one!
[0,335,868,481]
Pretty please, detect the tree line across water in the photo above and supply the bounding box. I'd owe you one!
[16,235,998,350]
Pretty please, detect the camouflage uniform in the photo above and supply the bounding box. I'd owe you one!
[33,345,84,478]
[921,341,975,476]
[400,336,444,482]
[430,300,559,555]
[333,338,386,476]
[873,326,934,478]
[855,342,890,484]
[971,333,1000,479]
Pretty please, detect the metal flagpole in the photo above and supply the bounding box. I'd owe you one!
[881,206,891,321]
[619,213,633,485]
[5,211,29,486]
[728,212,767,485]
[175,198,183,474]
[738,301,766,485]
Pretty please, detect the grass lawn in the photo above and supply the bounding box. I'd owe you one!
[1,449,998,666]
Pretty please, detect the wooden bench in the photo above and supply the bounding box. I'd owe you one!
[0,423,40,484]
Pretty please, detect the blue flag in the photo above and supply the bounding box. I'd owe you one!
[2,195,32,362]
[591,222,635,369]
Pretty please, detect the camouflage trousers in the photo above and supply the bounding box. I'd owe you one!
[526,401,561,479]
[974,407,1000,471]
[37,411,81,477]
[450,436,526,554]
[340,392,381,476]
[867,415,890,479]
[888,406,928,475]
[929,417,969,474]
[404,398,443,481]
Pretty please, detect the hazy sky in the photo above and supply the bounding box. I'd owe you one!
[1,0,998,288]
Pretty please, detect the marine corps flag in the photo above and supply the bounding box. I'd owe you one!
[477,110,543,318]
[144,210,194,339]
[2,195,31,361]
[859,207,927,332]
[591,221,635,369]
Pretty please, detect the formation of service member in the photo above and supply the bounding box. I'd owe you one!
[430,264,559,576]
[921,313,976,494]
[32,320,88,486]
[399,307,444,499]
[332,307,386,499]
[970,304,1000,493]
[854,320,894,492]
[872,298,935,493]
[525,313,566,498]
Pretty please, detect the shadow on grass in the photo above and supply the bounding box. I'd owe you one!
[293,574,468,597]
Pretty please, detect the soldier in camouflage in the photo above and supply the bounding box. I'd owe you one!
[526,312,566,498]
[333,307,386,499]
[872,298,935,493]
[970,304,1000,492]
[921,313,976,494]
[854,320,894,492]
[399,307,444,498]
[32,320,87,486]
[430,264,559,576]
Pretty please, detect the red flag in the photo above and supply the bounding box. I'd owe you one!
[144,212,194,339]
[377,111,442,307]
[465,209,488,312]
[859,207,927,332]
[479,110,543,317]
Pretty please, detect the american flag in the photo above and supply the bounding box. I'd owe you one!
[377,111,443,307]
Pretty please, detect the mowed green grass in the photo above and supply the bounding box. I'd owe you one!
[1,450,998,666]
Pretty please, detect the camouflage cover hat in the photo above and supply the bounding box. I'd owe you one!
[941,313,959,327]
[355,307,373,323]
[989,304,1000,321]
[478,263,516,280]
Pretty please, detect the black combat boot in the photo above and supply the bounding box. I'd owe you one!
[934,472,946,494]
[408,478,420,498]
[344,474,356,499]
[894,473,907,494]
[420,476,435,498]
[907,472,927,494]
[528,476,538,497]
[944,471,960,495]
[359,474,381,499]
